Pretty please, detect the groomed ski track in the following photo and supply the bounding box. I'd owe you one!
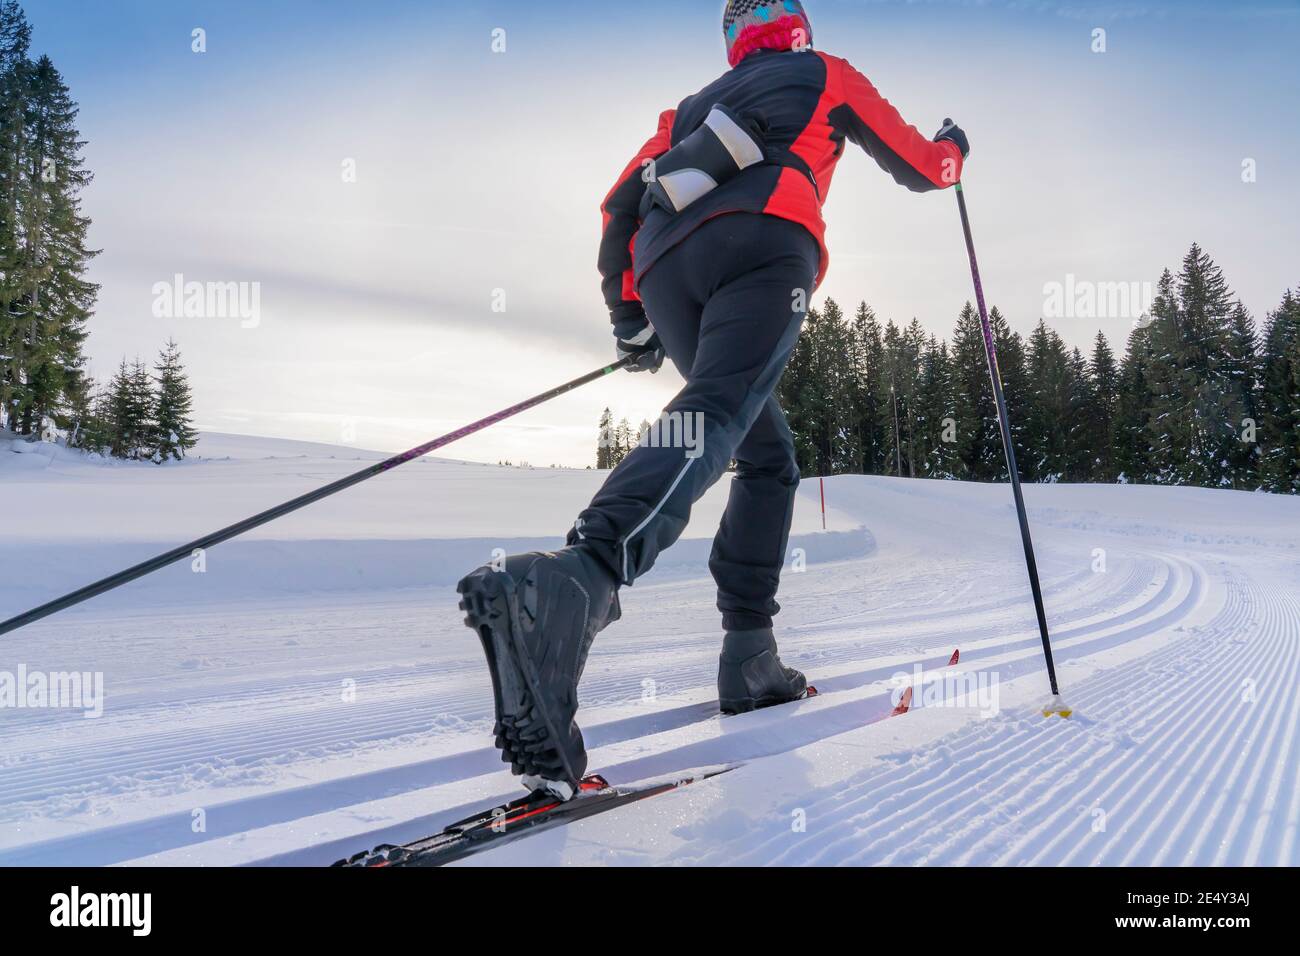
[1,439,1296,867]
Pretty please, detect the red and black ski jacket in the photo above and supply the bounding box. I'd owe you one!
[598,49,964,329]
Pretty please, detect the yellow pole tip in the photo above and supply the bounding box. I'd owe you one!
[1039,695,1073,718]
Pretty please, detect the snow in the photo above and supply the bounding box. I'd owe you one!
[1,432,1297,867]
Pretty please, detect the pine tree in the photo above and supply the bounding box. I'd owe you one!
[153,338,196,460]
[1137,270,1179,482]
[1024,319,1077,482]
[1114,337,1150,482]
[846,301,887,475]
[64,371,94,447]
[902,319,928,477]
[18,54,97,435]
[1258,289,1300,493]
[0,1,32,429]
[130,358,156,459]
[914,335,956,478]
[1224,301,1261,488]
[809,298,855,474]
[990,307,1031,483]
[1086,332,1119,482]
[0,9,96,438]
[611,417,633,466]
[1190,247,1251,487]
[876,318,926,478]
[881,320,905,477]
[595,407,614,469]
[106,357,156,460]
[781,301,857,476]
[1143,246,1246,488]
[778,305,818,473]
[105,359,133,458]
[81,378,111,453]
[1064,346,1095,481]
[948,302,999,481]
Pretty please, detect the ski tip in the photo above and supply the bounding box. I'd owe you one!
[699,763,742,780]
[608,763,740,792]
[891,686,913,716]
[805,684,819,699]
[948,649,960,666]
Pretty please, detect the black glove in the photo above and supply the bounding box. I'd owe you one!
[933,118,970,159]
[612,307,665,373]
[615,322,665,373]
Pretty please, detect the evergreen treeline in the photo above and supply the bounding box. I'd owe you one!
[595,244,1298,495]
[73,339,198,462]
[777,244,1297,493]
[0,1,97,439]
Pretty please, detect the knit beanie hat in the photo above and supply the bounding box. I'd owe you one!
[723,0,813,68]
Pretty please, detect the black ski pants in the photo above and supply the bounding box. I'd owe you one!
[572,212,819,631]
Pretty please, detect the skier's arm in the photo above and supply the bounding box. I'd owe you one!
[830,59,964,192]
[597,109,676,333]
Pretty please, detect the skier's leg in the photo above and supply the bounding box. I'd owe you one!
[572,213,819,586]
[454,243,708,798]
[457,214,816,795]
[709,394,799,631]
[711,396,809,712]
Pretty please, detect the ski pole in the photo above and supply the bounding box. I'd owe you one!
[0,356,634,637]
[952,179,1063,703]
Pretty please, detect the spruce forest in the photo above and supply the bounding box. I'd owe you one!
[775,244,1298,493]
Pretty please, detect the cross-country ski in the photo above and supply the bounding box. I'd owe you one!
[333,767,737,868]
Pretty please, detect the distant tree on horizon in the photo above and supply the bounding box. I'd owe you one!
[153,338,197,461]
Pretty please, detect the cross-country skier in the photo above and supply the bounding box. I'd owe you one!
[458,0,968,799]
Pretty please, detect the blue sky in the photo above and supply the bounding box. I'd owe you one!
[23,0,1300,465]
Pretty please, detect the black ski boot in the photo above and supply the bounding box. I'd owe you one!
[717,627,808,714]
[457,545,620,800]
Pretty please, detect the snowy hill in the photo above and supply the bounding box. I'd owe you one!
[0,432,1297,866]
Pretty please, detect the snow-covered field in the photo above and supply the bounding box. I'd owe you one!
[1,431,1297,866]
